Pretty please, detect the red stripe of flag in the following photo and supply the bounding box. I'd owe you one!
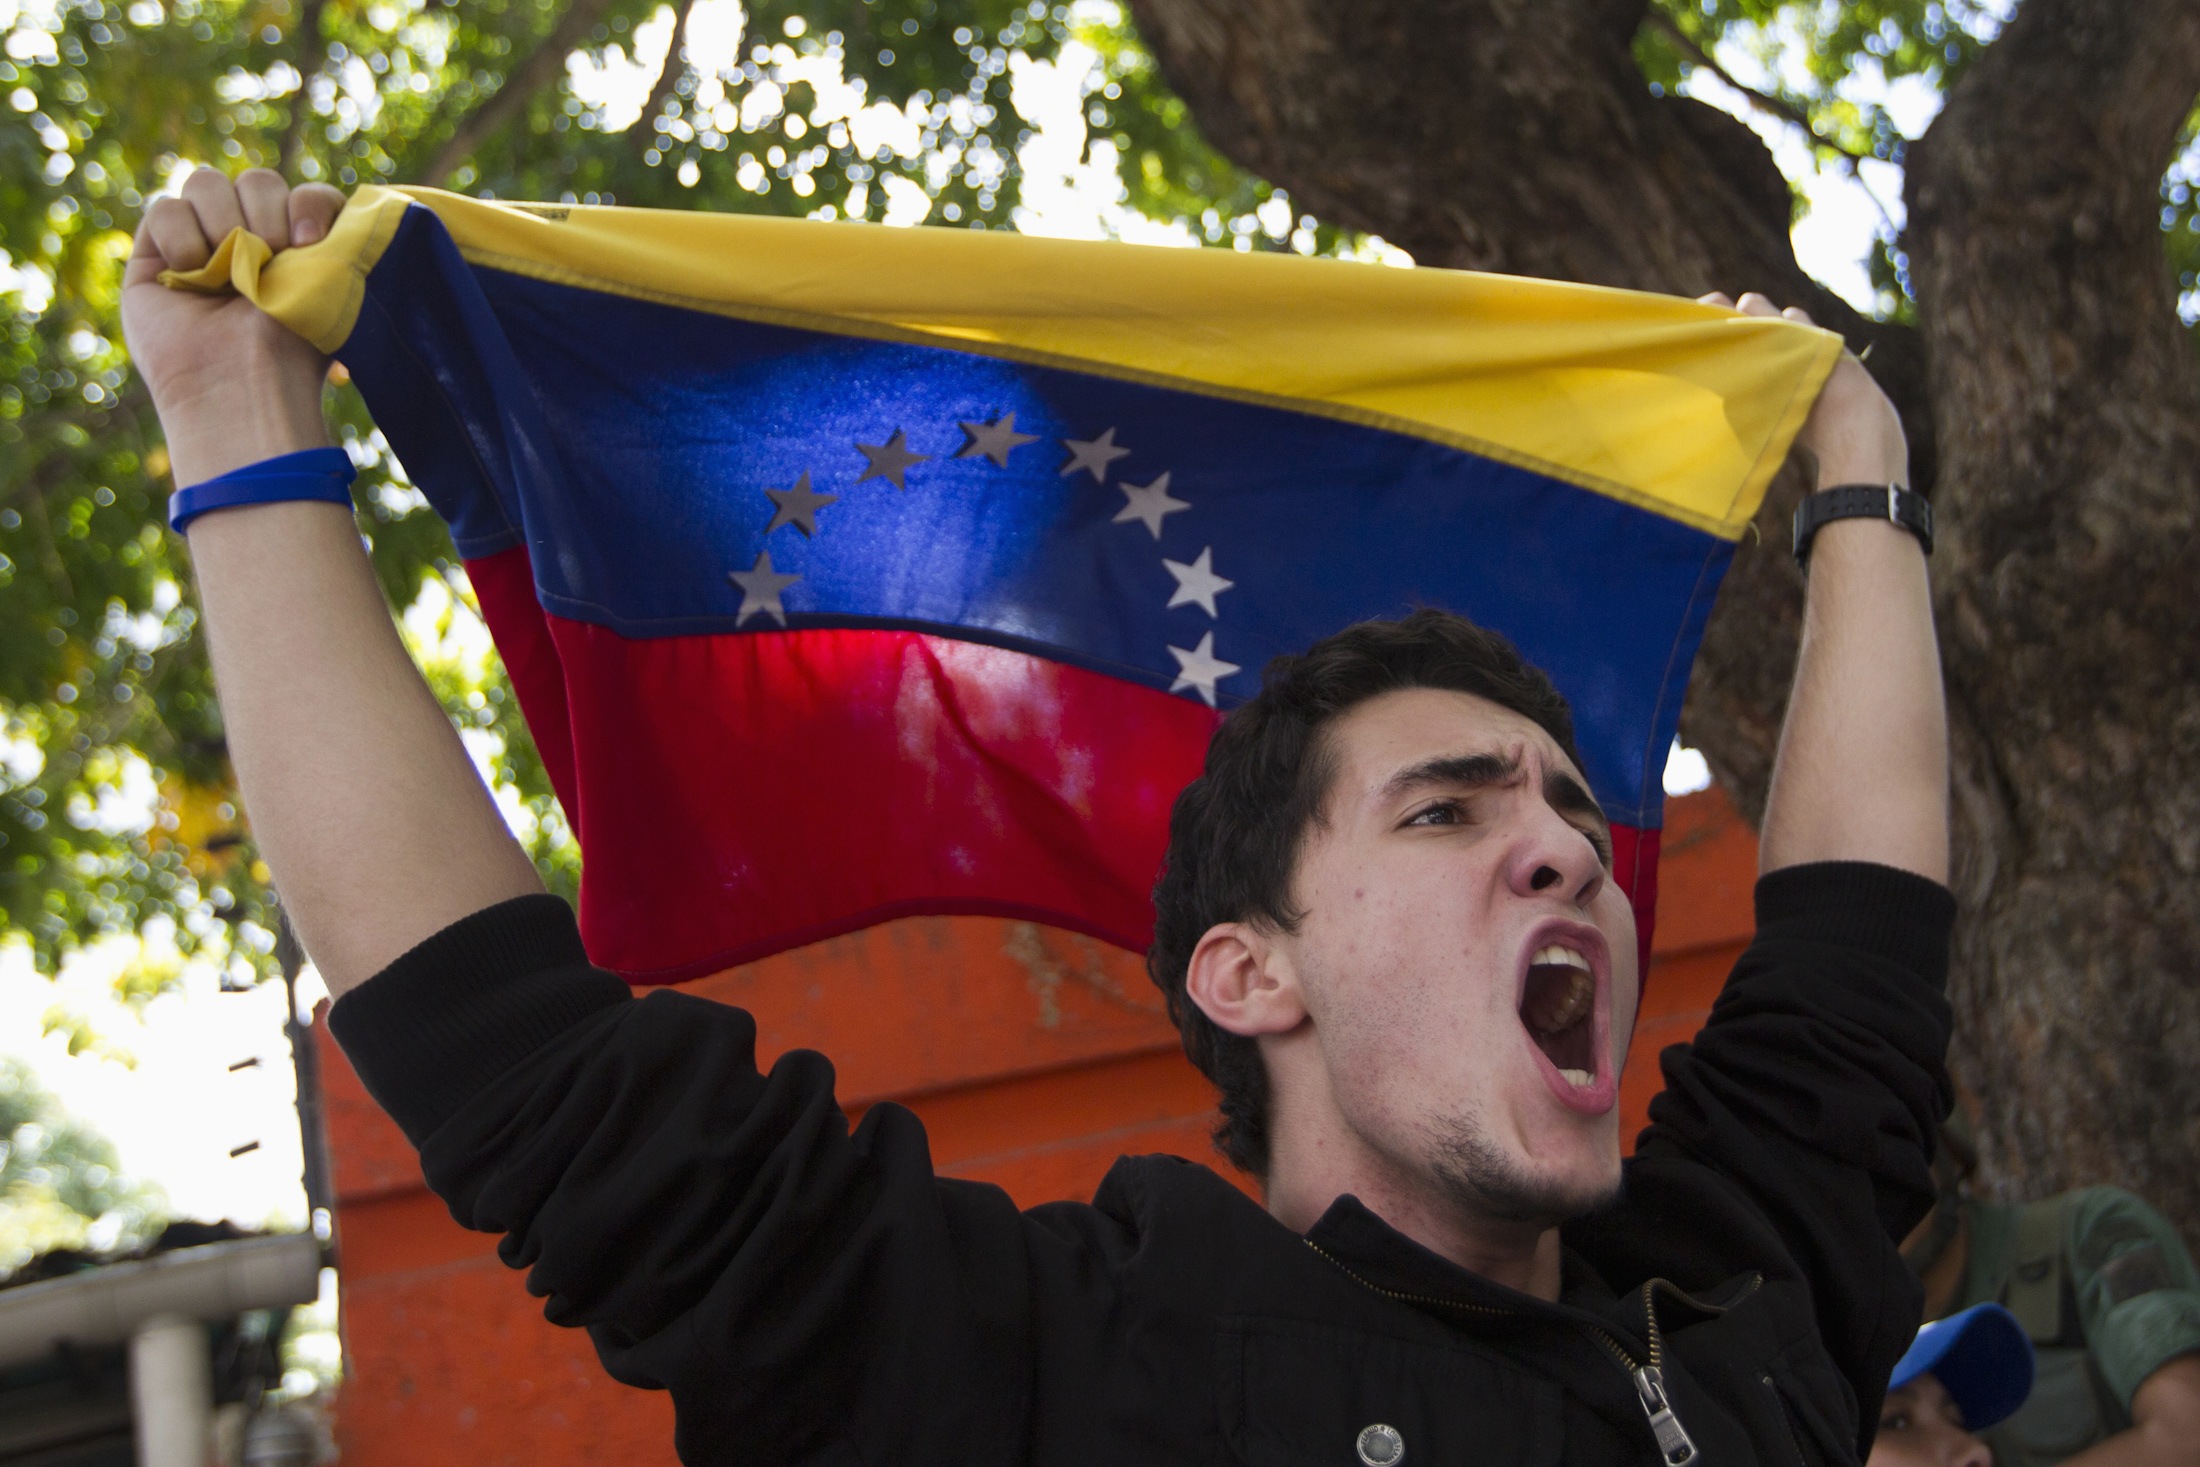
[469,546,1658,985]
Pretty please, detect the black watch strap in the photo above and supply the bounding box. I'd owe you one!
[1792,483,1933,566]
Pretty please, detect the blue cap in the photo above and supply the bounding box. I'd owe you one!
[1889,1303,2035,1430]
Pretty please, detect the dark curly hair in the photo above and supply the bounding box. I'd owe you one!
[1146,609,1583,1177]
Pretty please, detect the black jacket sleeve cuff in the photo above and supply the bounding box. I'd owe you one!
[1753,861,1957,990]
[326,893,631,1146]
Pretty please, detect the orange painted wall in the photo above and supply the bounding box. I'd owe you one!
[320,786,1760,1464]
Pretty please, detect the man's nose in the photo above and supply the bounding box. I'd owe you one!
[1506,804,1605,907]
[1945,1428,1993,1467]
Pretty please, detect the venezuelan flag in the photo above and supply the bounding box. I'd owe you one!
[172,186,1837,983]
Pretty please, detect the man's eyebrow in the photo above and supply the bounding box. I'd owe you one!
[1543,767,1612,840]
[1377,751,1520,803]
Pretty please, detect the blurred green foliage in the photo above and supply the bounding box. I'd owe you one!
[0,1056,165,1273]
[1638,0,2200,330]
[0,0,1339,996]
[0,0,2192,1000]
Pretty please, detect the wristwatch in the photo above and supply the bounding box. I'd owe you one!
[1792,483,1934,567]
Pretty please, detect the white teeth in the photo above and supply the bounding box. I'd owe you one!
[1558,1068,1595,1088]
[1532,944,1592,972]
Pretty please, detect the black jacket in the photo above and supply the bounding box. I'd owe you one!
[330,860,1955,1466]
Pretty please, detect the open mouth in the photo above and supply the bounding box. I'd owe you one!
[1520,943,1598,1089]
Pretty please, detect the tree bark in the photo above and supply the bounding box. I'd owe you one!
[1904,0,2200,1219]
[1125,0,2200,1232]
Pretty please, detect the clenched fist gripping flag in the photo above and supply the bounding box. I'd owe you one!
[175,186,1838,983]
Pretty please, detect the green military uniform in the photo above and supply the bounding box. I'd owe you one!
[1947,1187,2200,1467]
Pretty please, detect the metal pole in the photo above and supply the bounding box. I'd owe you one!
[129,1312,212,1467]
[275,909,335,1243]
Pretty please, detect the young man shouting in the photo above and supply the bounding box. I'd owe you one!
[124,168,1955,1466]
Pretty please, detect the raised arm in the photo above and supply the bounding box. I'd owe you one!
[122,168,542,995]
[1717,294,1949,884]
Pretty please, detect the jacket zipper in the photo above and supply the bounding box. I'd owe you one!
[1761,1373,1812,1467]
[1597,1281,1698,1467]
[1302,1242,1724,1466]
[1626,1275,1759,1464]
[1302,1238,1518,1321]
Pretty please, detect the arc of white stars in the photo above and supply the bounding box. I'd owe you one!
[1162,546,1233,618]
[856,429,928,490]
[1113,471,1190,539]
[763,471,838,537]
[728,551,800,628]
[1167,632,1240,708]
[1060,427,1130,484]
[956,411,1039,468]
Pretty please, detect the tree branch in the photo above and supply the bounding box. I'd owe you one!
[277,0,329,176]
[414,0,623,187]
[628,0,702,161]
[1643,13,1874,167]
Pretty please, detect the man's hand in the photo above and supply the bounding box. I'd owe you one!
[1703,291,1909,491]
[1706,292,1949,884]
[2062,1356,2200,1467]
[120,167,346,485]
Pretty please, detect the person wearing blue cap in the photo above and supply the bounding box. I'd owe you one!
[1907,1116,2200,1467]
[1873,1304,2037,1467]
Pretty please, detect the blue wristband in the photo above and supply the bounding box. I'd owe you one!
[168,448,359,534]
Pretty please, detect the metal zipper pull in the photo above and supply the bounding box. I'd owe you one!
[1631,1364,1699,1466]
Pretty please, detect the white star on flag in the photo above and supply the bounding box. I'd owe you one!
[956,412,1040,468]
[1167,631,1240,707]
[763,472,838,536]
[1113,472,1190,540]
[856,429,929,490]
[1162,546,1234,618]
[728,550,801,627]
[1059,427,1131,483]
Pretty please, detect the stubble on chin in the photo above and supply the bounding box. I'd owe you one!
[1424,1111,1624,1228]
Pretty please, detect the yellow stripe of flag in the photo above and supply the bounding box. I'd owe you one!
[166,183,1838,541]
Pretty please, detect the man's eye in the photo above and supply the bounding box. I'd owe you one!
[1405,801,1463,827]
[1881,1411,1910,1432]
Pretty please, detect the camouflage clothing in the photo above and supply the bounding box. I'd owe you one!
[1948,1187,2200,1467]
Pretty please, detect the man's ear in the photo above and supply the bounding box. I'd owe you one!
[1185,921,1306,1039]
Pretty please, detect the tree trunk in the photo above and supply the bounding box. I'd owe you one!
[1126,0,2200,1232]
[1903,0,2200,1219]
